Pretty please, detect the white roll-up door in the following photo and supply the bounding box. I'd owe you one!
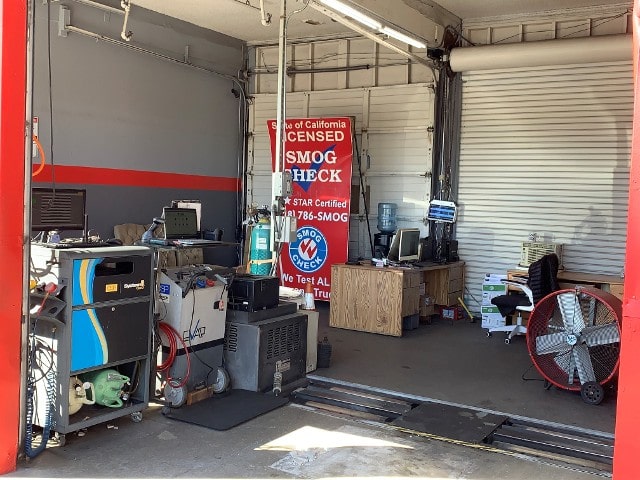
[456,58,632,309]
[248,84,434,259]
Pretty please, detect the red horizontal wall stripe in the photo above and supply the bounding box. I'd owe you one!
[32,165,241,192]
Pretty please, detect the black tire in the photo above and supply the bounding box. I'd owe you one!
[581,381,605,405]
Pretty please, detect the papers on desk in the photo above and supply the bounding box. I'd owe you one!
[371,258,385,268]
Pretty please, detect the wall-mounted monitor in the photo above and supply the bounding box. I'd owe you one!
[387,228,421,262]
[31,188,86,232]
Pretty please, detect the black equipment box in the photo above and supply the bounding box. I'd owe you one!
[444,240,459,262]
[226,301,297,324]
[228,275,279,312]
[224,312,308,392]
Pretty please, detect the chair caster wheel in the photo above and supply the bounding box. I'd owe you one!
[130,411,143,423]
[486,331,492,337]
[504,338,511,345]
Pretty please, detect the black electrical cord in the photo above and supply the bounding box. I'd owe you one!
[521,362,545,382]
[186,280,222,387]
[353,134,374,258]
[46,0,56,190]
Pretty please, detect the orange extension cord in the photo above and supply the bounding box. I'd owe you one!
[31,135,46,177]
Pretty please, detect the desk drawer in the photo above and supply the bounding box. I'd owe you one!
[449,278,464,294]
[403,271,422,288]
[448,265,464,281]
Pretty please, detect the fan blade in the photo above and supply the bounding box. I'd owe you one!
[556,292,586,333]
[582,322,621,347]
[573,344,597,384]
[554,350,573,375]
[566,351,576,384]
[535,332,569,355]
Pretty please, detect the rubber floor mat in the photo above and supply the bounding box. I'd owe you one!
[164,389,289,431]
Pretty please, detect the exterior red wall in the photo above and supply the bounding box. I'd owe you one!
[613,1,640,477]
[0,0,27,474]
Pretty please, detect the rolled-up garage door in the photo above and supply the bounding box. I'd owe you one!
[451,34,632,305]
[450,34,630,72]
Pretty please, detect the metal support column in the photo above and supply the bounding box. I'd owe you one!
[613,0,640,477]
[0,0,28,473]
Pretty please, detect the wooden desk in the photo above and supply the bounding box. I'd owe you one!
[507,269,624,300]
[330,261,465,336]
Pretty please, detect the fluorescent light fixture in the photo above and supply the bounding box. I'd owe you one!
[380,26,426,48]
[319,0,382,30]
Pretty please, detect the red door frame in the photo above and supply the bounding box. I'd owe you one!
[1,0,640,476]
[0,0,27,474]
[612,1,640,477]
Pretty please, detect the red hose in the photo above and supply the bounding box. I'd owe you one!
[157,322,190,389]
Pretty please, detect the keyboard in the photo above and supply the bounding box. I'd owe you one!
[34,241,113,249]
[413,260,445,267]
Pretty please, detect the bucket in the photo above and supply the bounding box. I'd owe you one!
[377,203,397,233]
[317,336,332,368]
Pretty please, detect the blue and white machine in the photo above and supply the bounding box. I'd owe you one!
[157,266,229,405]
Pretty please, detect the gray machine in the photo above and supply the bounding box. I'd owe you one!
[29,244,153,445]
[157,266,230,406]
[224,309,308,393]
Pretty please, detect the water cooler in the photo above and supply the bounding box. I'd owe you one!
[373,202,397,258]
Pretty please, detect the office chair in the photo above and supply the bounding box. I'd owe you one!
[489,253,560,344]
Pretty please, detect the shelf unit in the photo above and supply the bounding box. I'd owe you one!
[29,245,153,441]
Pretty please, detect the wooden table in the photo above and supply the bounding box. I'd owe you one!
[330,261,465,336]
[507,269,624,300]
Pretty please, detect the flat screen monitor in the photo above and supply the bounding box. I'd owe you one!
[387,228,421,262]
[31,188,86,232]
[162,207,199,239]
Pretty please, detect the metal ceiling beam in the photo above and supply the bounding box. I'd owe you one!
[309,1,435,75]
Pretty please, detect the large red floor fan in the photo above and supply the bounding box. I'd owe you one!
[526,287,622,405]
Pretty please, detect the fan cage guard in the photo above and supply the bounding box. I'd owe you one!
[526,287,622,392]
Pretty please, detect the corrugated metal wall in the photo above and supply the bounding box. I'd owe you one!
[457,60,632,310]
[248,83,434,259]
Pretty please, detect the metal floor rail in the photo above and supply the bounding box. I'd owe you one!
[292,375,614,477]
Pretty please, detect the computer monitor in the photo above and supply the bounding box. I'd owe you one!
[31,188,86,232]
[162,207,199,239]
[387,228,421,262]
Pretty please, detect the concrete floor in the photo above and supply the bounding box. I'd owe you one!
[9,302,614,479]
[315,303,616,433]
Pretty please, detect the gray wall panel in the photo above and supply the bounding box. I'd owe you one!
[31,1,244,250]
[33,1,242,176]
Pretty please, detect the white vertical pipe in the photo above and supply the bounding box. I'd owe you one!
[274,0,287,175]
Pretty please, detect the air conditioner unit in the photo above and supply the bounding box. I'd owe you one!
[519,242,564,269]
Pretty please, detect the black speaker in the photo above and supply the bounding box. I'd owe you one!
[444,240,459,262]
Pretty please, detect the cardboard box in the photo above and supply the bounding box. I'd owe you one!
[481,305,505,329]
[482,274,507,306]
[420,303,435,317]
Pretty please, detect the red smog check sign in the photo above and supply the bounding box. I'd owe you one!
[268,117,353,300]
